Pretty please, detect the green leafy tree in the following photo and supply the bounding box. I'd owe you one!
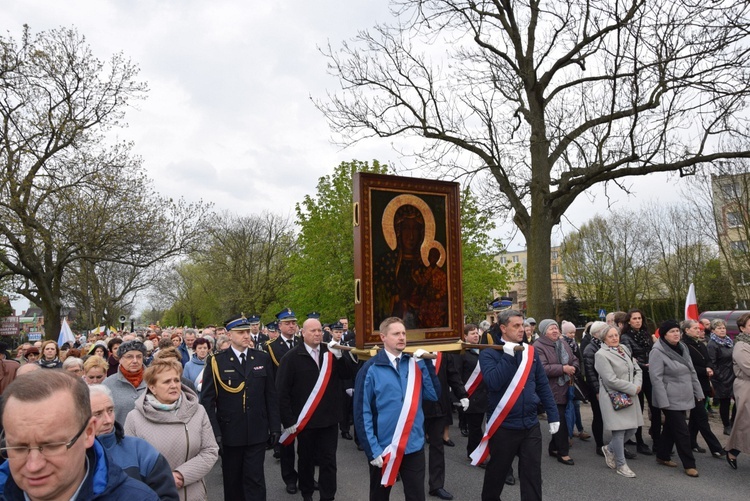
[288,160,391,324]
[460,188,513,322]
[558,291,582,325]
[694,259,736,312]
[0,27,209,339]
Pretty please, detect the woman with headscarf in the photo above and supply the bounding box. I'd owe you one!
[619,308,656,456]
[533,319,580,465]
[595,323,643,478]
[724,312,750,470]
[682,319,724,457]
[707,318,736,436]
[649,320,704,477]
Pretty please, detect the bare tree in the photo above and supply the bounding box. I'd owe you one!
[0,27,210,338]
[319,0,750,319]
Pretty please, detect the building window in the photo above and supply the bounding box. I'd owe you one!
[727,212,742,228]
[551,251,558,260]
[722,181,741,198]
[500,256,507,264]
[729,240,748,254]
[512,255,519,263]
[551,265,559,274]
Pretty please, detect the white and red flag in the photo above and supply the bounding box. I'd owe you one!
[685,283,699,321]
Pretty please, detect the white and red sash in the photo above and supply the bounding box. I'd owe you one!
[463,361,483,397]
[280,351,333,446]
[380,356,423,487]
[469,345,534,466]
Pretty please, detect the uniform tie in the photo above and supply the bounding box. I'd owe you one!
[312,348,320,369]
[240,352,246,370]
[287,339,294,350]
[394,355,400,371]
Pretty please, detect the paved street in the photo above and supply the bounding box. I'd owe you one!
[205,405,745,500]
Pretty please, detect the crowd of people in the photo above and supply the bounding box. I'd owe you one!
[0,308,747,501]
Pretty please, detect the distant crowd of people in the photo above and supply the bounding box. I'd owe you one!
[0,308,748,501]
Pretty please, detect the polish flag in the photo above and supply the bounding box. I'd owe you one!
[684,283,699,321]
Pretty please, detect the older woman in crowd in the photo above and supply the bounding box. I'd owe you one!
[649,320,704,477]
[595,323,643,478]
[620,308,656,455]
[534,318,579,465]
[62,356,84,378]
[37,340,63,369]
[84,355,109,385]
[708,319,736,436]
[682,319,724,457]
[124,358,219,500]
[103,340,148,425]
[725,312,750,470]
[583,322,610,456]
[183,338,210,385]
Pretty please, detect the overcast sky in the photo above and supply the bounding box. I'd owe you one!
[2,0,690,313]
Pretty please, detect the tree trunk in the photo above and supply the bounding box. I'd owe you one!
[41,297,62,341]
[525,211,555,321]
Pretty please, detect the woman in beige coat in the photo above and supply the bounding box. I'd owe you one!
[725,312,750,470]
[594,324,643,478]
[124,358,219,501]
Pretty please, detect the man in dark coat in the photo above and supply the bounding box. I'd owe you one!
[265,308,300,490]
[200,314,281,501]
[276,318,352,501]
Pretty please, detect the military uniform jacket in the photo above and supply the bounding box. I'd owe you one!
[251,333,269,352]
[276,343,354,429]
[266,335,297,378]
[200,348,280,447]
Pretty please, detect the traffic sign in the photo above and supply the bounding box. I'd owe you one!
[599,308,606,319]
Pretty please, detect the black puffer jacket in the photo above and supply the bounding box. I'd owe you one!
[620,327,653,372]
[582,338,602,400]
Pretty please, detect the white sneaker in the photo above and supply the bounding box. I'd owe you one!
[617,464,636,477]
[602,446,616,469]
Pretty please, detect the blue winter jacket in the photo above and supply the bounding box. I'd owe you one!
[177,343,190,367]
[479,346,559,430]
[183,354,206,384]
[0,439,158,500]
[98,421,179,501]
[354,350,440,461]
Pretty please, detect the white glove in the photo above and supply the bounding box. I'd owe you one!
[327,340,342,359]
[345,388,354,397]
[413,349,428,362]
[460,398,470,411]
[370,455,384,468]
[549,422,560,435]
[283,424,297,435]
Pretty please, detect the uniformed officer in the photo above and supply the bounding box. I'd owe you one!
[200,314,280,501]
[265,308,300,493]
[248,315,269,351]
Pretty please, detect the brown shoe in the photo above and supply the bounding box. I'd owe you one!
[577,431,591,440]
[656,458,677,467]
[685,468,699,477]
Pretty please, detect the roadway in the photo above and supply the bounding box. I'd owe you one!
[205,405,745,501]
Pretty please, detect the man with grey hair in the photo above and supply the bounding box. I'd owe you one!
[89,385,179,500]
[0,370,157,500]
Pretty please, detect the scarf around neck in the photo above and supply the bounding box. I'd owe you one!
[710,332,733,348]
[555,339,570,386]
[37,357,60,368]
[736,332,750,346]
[145,392,182,412]
[120,364,144,388]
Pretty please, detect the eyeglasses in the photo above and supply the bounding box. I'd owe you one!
[0,420,88,460]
